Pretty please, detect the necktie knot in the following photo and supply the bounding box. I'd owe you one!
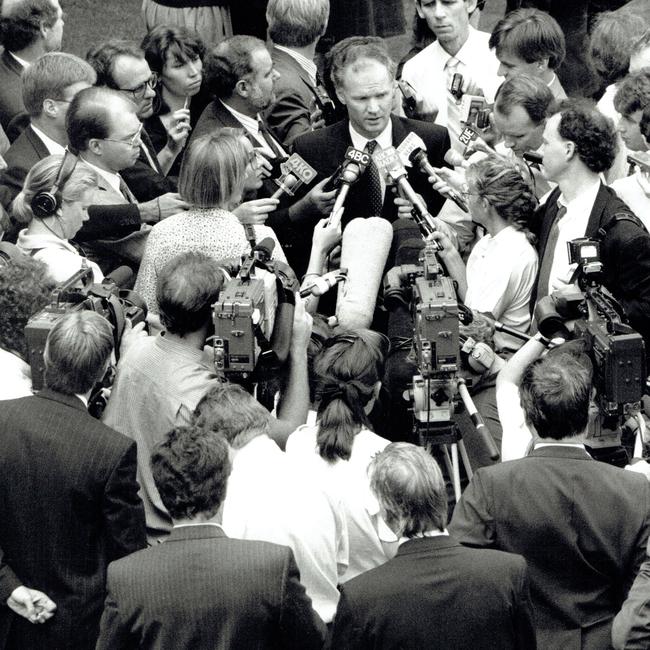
[366,140,378,155]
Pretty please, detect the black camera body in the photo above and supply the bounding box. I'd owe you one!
[25,265,147,391]
[213,242,299,380]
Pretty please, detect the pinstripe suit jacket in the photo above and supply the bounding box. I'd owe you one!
[0,390,147,650]
[96,524,325,650]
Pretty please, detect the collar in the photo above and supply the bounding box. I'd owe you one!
[75,393,89,406]
[529,445,593,461]
[534,442,585,450]
[166,523,227,543]
[155,332,211,364]
[431,25,480,68]
[398,529,449,546]
[8,51,30,69]
[396,534,459,556]
[274,45,317,84]
[348,119,393,152]
[35,388,88,412]
[29,124,65,156]
[17,229,76,252]
[80,157,122,194]
[220,100,259,134]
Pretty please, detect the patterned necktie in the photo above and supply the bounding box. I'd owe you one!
[365,140,383,217]
[139,128,160,172]
[446,56,461,142]
[536,204,567,299]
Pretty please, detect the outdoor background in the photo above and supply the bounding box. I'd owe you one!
[62,0,507,60]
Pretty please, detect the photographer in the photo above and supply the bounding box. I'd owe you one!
[0,310,146,649]
[532,100,650,352]
[104,250,311,544]
[450,348,650,649]
[0,254,54,399]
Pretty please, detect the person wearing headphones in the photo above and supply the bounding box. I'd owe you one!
[14,152,103,283]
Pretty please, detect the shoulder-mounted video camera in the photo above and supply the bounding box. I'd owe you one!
[212,238,299,380]
[24,264,147,391]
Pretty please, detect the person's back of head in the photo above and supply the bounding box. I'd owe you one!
[0,254,54,359]
[65,86,135,154]
[155,251,226,336]
[494,73,555,125]
[43,310,113,395]
[178,129,248,208]
[151,424,232,521]
[194,382,271,450]
[614,68,650,119]
[369,442,447,538]
[266,0,330,49]
[590,11,649,87]
[313,329,388,463]
[490,8,565,73]
[553,99,618,174]
[22,52,96,120]
[86,39,145,89]
[204,35,266,100]
[520,347,593,441]
[0,0,60,53]
[630,29,650,74]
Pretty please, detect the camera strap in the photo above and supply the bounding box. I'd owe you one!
[595,211,643,242]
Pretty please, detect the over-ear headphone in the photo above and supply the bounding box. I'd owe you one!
[31,149,79,219]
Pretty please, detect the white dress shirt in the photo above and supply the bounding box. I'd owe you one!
[401,26,502,152]
[221,101,288,159]
[30,124,65,155]
[348,120,393,198]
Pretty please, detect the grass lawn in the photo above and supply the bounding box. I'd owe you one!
[62,0,506,60]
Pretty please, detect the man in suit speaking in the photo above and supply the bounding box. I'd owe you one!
[96,423,325,650]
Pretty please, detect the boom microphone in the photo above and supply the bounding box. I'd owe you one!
[327,147,370,227]
[336,217,393,329]
[397,133,468,213]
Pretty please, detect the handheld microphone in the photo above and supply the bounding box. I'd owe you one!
[253,237,276,263]
[327,147,370,227]
[627,153,650,174]
[300,268,348,298]
[102,266,134,289]
[397,132,468,213]
[373,146,438,239]
[522,150,543,166]
[270,153,317,200]
[444,149,466,168]
[457,378,500,461]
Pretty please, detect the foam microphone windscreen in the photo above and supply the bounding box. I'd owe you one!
[391,218,425,267]
[336,217,393,329]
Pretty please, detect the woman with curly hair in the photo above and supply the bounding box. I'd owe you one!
[286,329,396,582]
[431,156,539,351]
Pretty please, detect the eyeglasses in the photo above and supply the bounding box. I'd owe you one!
[101,123,143,148]
[119,74,158,100]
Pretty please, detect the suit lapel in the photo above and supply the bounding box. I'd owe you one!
[25,125,51,160]
[585,183,607,238]
[2,50,23,76]
[537,186,562,260]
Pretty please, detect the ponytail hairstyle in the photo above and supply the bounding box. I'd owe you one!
[314,329,388,462]
[466,156,538,244]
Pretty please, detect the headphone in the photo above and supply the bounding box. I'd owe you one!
[31,149,79,219]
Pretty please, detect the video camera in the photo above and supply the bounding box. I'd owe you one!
[24,264,147,391]
[535,237,646,458]
[212,238,299,381]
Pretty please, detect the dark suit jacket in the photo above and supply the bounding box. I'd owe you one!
[264,45,316,148]
[0,125,142,243]
[532,183,650,346]
[0,51,25,135]
[292,114,451,225]
[329,535,536,649]
[119,128,176,202]
[0,390,146,650]
[449,445,650,650]
[96,524,325,650]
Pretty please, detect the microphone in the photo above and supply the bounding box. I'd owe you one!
[397,132,468,213]
[270,153,317,200]
[373,146,438,239]
[336,217,393,329]
[300,268,348,298]
[327,147,370,227]
[253,237,275,263]
[522,150,543,166]
[457,378,500,461]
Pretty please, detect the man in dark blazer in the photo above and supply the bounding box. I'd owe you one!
[330,442,536,649]
[96,423,325,650]
[292,38,451,226]
[0,0,65,137]
[530,101,650,349]
[264,0,330,148]
[0,311,147,650]
[450,348,650,649]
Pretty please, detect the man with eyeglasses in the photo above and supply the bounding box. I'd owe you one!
[0,0,65,137]
[87,40,188,203]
